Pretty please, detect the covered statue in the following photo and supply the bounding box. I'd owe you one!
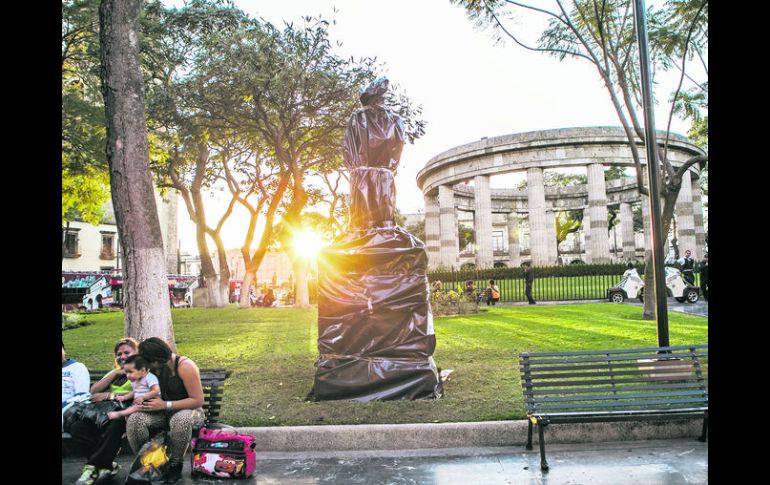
[309,78,444,401]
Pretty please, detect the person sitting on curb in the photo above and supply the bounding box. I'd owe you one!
[485,279,501,306]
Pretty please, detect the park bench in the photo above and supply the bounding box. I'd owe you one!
[519,345,707,471]
[63,368,231,453]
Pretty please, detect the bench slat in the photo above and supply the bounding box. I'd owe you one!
[524,375,708,388]
[531,397,707,411]
[528,382,707,395]
[523,367,705,380]
[526,389,708,403]
[521,352,707,366]
[518,360,706,373]
[520,345,707,358]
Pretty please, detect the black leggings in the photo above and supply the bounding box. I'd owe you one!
[69,417,127,469]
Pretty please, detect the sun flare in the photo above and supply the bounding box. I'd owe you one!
[292,229,325,261]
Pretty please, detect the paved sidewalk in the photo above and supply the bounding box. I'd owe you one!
[62,439,707,484]
[626,299,708,317]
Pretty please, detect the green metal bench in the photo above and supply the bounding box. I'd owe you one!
[519,345,707,471]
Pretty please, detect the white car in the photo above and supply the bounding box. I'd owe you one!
[607,266,700,304]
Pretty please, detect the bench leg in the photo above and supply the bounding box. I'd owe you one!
[699,412,708,442]
[537,419,549,472]
[526,419,533,450]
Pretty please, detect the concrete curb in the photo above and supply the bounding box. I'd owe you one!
[236,418,703,452]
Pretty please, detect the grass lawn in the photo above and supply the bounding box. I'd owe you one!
[62,304,707,427]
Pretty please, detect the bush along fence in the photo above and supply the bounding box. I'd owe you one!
[427,263,701,303]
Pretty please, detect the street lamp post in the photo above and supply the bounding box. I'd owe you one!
[632,0,669,347]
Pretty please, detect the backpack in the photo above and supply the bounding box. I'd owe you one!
[191,425,257,479]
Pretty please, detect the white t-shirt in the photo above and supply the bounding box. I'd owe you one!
[132,372,160,399]
[62,359,90,405]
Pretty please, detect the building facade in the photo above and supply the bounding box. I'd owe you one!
[62,190,180,274]
[416,127,707,269]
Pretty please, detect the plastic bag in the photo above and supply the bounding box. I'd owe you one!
[125,431,170,484]
[63,399,124,432]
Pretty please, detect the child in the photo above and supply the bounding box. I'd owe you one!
[106,355,161,421]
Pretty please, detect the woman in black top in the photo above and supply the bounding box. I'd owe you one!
[125,337,205,484]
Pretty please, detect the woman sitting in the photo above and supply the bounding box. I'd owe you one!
[125,337,205,484]
[72,337,139,485]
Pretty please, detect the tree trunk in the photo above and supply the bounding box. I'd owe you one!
[292,255,311,308]
[642,249,656,320]
[210,230,232,305]
[187,144,225,308]
[195,221,223,308]
[239,271,255,308]
[238,173,291,308]
[99,0,174,348]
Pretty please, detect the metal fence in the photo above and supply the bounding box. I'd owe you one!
[427,264,701,303]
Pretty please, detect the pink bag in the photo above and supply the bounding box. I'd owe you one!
[191,426,257,479]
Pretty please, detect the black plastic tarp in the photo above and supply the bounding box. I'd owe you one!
[310,78,443,401]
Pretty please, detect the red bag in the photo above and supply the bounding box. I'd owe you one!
[191,426,257,479]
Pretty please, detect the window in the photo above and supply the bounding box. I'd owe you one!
[100,232,116,260]
[63,229,80,258]
[492,230,505,253]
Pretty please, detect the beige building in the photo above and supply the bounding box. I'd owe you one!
[226,249,294,287]
[62,190,180,274]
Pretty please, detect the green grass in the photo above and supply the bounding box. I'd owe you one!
[62,304,707,427]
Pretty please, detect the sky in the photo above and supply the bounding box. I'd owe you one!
[167,0,702,253]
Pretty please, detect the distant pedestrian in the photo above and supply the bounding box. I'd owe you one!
[431,280,443,293]
[465,280,481,304]
[699,255,708,301]
[678,249,695,285]
[485,279,500,306]
[524,263,536,305]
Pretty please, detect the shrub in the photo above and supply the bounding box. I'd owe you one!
[62,313,94,331]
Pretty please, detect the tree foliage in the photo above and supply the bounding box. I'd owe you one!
[452,0,708,319]
[62,0,109,225]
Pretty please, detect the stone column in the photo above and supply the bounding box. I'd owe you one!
[527,168,549,266]
[424,192,441,269]
[691,177,707,259]
[586,163,610,263]
[675,170,696,258]
[438,184,459,269]
[474,175,494,268]
[583,209,591,263]
[545,209,557,264]
[507,212,520,268]
[620,202,636,261]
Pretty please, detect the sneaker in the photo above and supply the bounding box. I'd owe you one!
[75,464,97,485]
[96,462,121,482]
[164,461,184,484]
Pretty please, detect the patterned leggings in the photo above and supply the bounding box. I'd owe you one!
[126,408,204,462]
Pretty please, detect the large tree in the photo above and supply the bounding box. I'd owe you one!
[453,0,708,318]
[99,0,174,346]
[200,16,425,307]
[146,0,255,307]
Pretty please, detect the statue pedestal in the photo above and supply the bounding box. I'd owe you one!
[312,227,443,401]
